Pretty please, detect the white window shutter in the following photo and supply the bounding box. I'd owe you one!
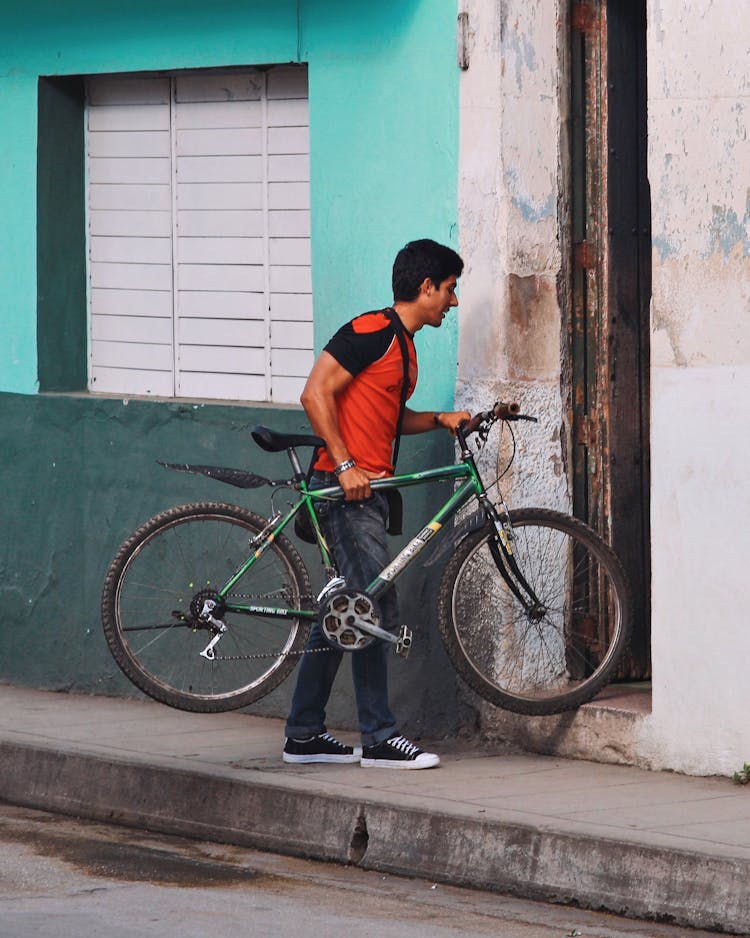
[87,76,173,397]
[86,67,312,403]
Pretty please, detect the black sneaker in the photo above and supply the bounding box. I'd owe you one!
[360,733,440,769]
[283,732,362,764]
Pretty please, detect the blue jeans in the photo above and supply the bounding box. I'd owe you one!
[285,479,398,746]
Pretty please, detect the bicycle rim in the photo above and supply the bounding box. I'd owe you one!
[102,503,312,712]
[440,509,630,715]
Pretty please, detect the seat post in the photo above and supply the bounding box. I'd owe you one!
[287,446,305,482]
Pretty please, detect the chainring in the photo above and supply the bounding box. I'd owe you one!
[319,589,381,652]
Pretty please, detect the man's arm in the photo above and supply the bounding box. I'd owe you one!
[402,407,471,436]
[300,351,384,500]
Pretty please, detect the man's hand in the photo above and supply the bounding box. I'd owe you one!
[338,465,386,501]
[403,408,473,436]
[435,410,472,436]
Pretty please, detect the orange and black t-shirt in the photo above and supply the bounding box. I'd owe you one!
[315,309,417,476]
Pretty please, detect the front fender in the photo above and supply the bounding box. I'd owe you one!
[424,509,490,569]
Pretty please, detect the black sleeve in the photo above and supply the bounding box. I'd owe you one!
[324,316,394,377]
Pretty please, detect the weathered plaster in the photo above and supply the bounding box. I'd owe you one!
[649,0,750,101]
[454,0,750,777]
[456,0,565,537]
[507,273,561,380]
[455,3,568,751]
[647,364,750,776]
[651,250,750,368]
[646,0,750,774]
[649,3,750,371]
[455,376,569,515]
[457,0,563,385]
[456,0,506,378]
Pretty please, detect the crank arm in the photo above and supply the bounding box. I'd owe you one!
[355,619,399,644]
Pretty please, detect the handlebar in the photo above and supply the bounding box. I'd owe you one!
[459,400,537,437]
[460,401,519,436]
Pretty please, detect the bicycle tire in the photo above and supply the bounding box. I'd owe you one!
[101,502,313,713]
[437,508,631,715]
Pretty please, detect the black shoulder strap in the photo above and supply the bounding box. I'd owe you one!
[385,307,410,469]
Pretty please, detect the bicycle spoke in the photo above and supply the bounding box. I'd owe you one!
[102,503,312,712]
[438,508,630,715]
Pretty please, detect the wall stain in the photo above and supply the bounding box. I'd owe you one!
[507,273,559,379]
[707,198,750,258]
[652,312,688,367]
[505,169,555,224]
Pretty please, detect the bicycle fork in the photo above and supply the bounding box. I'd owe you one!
[481,496,547,618]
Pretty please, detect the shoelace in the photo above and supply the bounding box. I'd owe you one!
[319,732,347,749]
[386,735,420,757]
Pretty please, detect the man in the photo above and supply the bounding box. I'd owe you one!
[283,239,469,770]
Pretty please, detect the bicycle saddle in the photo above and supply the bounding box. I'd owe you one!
[251,425,325,453]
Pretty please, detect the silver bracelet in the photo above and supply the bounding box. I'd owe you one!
[333,458,357,477]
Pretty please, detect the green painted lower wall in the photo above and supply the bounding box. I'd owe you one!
[0,392,466,736]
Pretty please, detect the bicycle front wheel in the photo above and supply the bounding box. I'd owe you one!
[437,508,631,715]
[101,502,313,713]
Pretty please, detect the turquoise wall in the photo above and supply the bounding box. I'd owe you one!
[0,1,466,733]
[1,0,460,407]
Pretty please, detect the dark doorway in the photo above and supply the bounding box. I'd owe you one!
[569,0,651,678]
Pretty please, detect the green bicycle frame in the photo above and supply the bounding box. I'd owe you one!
[215,460,484,621]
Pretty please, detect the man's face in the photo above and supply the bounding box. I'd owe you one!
[422,274,459,327]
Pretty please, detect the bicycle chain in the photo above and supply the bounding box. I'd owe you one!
[214,646,332,661]
[212,591,331,660]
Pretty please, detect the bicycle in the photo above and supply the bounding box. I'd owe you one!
[101,402,631,718]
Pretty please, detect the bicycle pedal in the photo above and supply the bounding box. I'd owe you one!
[395,625,413,659]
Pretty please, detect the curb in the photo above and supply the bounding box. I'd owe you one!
[3,739,749,934]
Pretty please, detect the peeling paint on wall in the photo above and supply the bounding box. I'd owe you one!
[707,198,750,258]
[652,251,750,368]
[649,0,750,774]
[503,28,538,91]
[505,167,556,224]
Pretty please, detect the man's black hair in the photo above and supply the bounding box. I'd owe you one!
[392,239,464,302]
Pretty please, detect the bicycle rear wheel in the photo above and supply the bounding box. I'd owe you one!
[437,508,631,715]
[101,502,313,713]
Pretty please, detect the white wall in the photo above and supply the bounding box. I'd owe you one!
[456,0,568,515]
[646,0,750,775]
[457,0,750,776]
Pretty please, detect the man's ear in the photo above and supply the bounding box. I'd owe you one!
[418,276,434,296]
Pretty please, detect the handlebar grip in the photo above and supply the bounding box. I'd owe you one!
[493,402,521,420]
[460,401,521,436]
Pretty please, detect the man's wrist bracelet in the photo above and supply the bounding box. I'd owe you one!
[433,412,443,428]
[333,458,357,477]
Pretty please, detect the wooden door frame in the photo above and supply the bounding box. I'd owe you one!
[568,0,651,678]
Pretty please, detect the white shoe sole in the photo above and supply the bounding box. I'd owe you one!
[360,754,440,769]
[283,748,362,765]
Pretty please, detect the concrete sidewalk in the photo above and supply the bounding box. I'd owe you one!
[1,684,749,934]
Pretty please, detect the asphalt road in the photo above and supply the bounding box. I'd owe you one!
[0,803,718,938]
